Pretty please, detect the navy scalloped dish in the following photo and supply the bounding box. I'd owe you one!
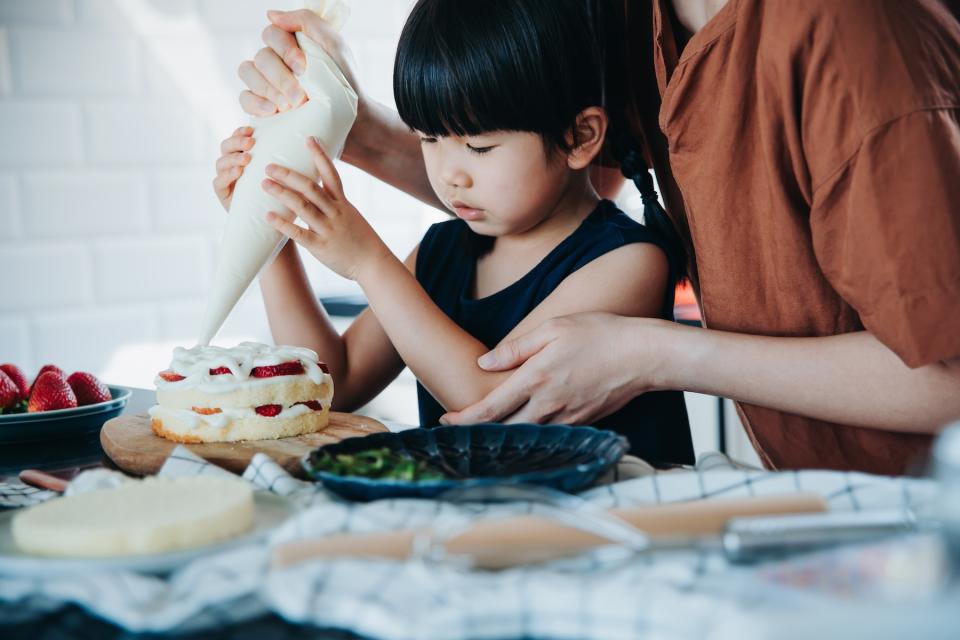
[301,424,628,501]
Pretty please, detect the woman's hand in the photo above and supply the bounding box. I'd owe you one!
[212,127,255,211]
[441,313,676,425]
[263,137,393,281]
[238,9,363,117]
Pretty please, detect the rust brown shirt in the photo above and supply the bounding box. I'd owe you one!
[624,0,960,474]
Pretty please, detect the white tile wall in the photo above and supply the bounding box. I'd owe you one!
[0,316,31,366]
[0,0,416,381]
[32,305,160,375]
[0,174,20,239]
[21,170,150,237]
[0,0,752,462]
[1,243,94,310]
[0,0,74,25]
[0,102,83,165]
[0,28,12,95]
[85,101,205,165]
[9,29,141,95]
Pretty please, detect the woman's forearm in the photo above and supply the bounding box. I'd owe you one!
[655,323,960,433]
[258,241,348,384]
[341,100,445,211]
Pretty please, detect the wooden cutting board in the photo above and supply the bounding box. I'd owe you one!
[100,412,388,479]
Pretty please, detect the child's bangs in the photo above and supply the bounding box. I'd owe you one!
[394,45,495,138]
[394,0,568,141]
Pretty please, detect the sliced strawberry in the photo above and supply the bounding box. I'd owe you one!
[28,372,78,412]
[158,370,185,382]
[208,366,231,375]
[67,371,112,406]
[0,371,20,410]
[250,362,304,378]
[0,364,30,401]
[254,404,282,417]
[295,400,324,411]
[318,362,330,374]
[192,406,222,415]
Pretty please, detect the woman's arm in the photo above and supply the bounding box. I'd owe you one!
[442,315,960,434]
[341,99,443,210]
[662,325,960,433]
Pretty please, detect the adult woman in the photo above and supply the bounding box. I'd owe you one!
[234,0,960,474]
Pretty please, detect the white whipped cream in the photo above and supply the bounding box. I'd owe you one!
[155,341,330,393]
[148,401,325,429]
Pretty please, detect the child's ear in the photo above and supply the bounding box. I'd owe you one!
[565,107,608,170]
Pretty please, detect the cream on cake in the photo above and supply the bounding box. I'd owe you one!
[12,476,254,557]
[149,342,334,443]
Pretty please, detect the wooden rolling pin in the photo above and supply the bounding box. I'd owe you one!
[273,493,827,570]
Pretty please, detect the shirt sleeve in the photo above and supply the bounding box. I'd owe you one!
[810,108,960,368]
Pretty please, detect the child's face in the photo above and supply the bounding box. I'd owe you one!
[419,130,572,236]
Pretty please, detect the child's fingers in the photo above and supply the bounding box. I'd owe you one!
[213,165,243,186]
[263,163,335,216]
[261,178,326,230]
[266,211,314,247]
[220,132,255,155]
[216,152,251,174]
[212,166,242,197]
[307,137,344,199]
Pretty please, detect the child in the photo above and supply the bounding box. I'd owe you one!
[214,0,694,465]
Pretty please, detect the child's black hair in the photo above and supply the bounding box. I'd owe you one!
[394,0,603,153]
[394,0,688,281]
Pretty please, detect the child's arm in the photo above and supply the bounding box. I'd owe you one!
[213,128,406,411]
[264,138,669,412]
[358,241,666,412]
[257,241,408,412]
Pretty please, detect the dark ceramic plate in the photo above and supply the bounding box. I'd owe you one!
[302,424,628,501]
[0,386,132,444]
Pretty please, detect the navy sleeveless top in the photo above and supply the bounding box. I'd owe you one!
[414,200,694,466]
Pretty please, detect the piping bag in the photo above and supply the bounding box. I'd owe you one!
[197,0,358,346]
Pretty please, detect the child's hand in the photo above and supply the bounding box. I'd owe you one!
[262,137,393,282]
[212,127,255,211]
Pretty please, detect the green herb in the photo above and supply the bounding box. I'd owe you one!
[311,447,446,481]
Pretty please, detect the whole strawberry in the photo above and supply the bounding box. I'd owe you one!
[0,363,30,401]
[33,364,66,391]
[0,370,20,411]
[28,372,78,412]
[67,371,111,406]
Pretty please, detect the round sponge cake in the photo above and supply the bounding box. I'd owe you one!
[149,342,334,444]
[151,405,331,443]
[12,476,254,557]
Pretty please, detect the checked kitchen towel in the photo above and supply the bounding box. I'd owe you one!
[0,446,940,639]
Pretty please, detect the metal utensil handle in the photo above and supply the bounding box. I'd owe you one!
[722,509,915,563]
